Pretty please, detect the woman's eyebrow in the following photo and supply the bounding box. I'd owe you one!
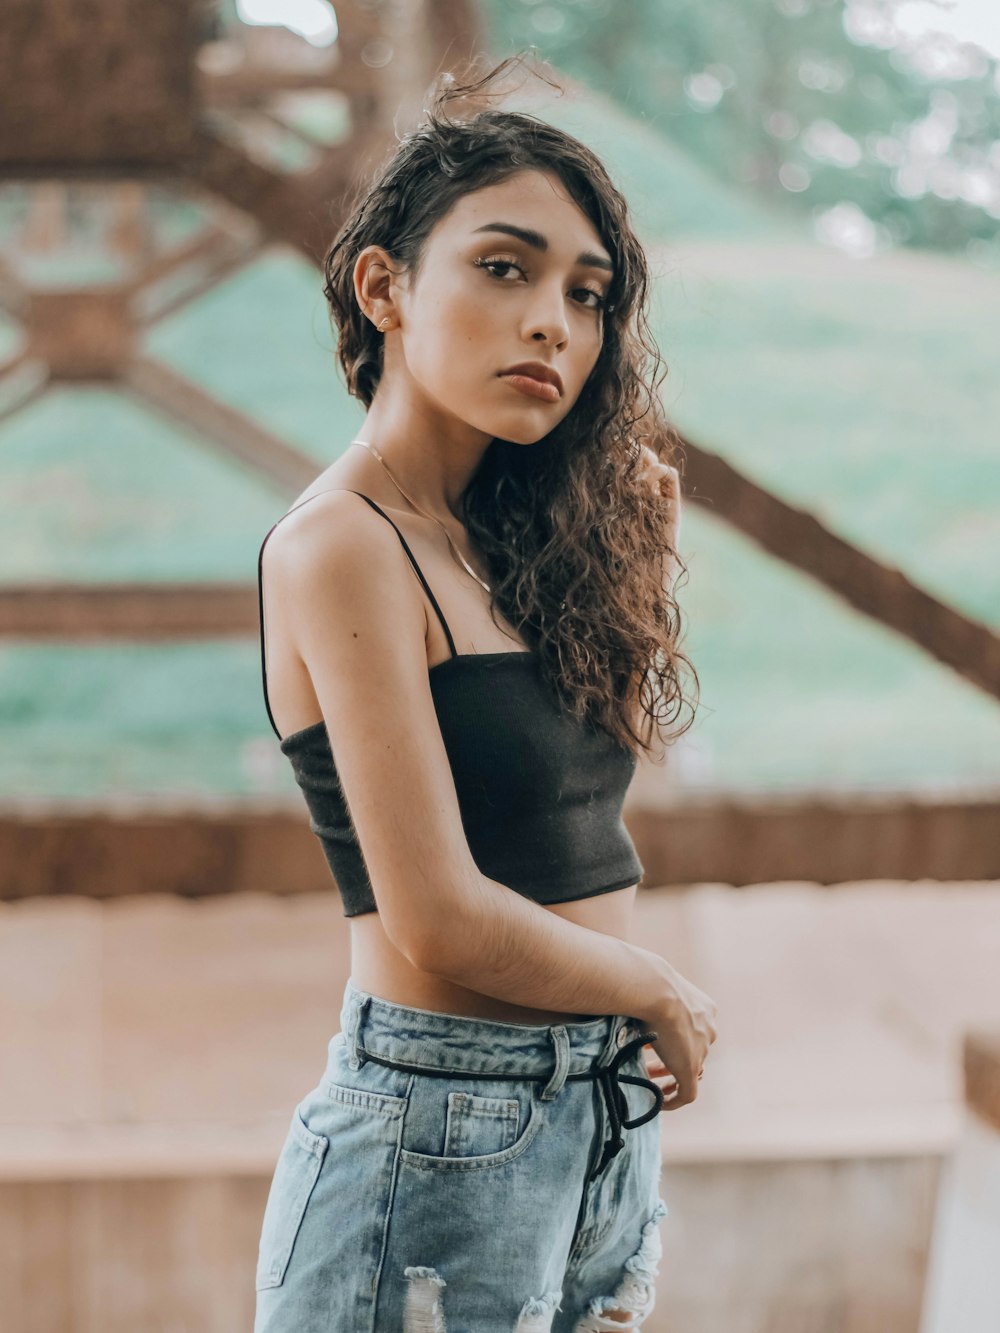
[471,221,614,275]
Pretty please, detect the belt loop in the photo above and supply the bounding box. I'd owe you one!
[541,1025,570,1101]
[346,993,371,1070]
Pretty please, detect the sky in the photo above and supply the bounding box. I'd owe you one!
[892,0,1000,60]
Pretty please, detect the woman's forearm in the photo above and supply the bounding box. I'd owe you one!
[412,870,680,1026]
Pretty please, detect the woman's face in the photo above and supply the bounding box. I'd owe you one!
[357,168,615,445]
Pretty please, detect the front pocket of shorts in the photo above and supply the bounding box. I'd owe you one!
[255,1108,329,1291]
[324,1079,408,1116]
[443,1090,520,1157]
[399,1084,544,1172]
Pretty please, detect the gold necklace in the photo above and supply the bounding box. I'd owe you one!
[349,439,492,594]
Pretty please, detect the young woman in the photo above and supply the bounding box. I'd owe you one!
[254,54,717,1333]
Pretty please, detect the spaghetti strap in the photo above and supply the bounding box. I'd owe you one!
[256,488,458,741]
[343,492,459,659]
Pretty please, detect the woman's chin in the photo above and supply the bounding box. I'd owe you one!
[486,425,556,447]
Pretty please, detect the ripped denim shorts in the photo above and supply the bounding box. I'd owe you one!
[253,978,670,1332]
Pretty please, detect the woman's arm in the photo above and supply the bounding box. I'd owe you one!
[414,872,681,1027]
[419,872,714,1106]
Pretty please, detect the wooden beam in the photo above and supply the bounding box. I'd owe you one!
[627,789,1000,887]
[0,583,256,640]
[126,224,249,297]
[0,346,31,383]
[0,256,29,318]
[1,792,997,901]
[120,355,319,489]
[0,360,49,426]
[128,234,265,329]
[197,58,378,105]
[0,0,199,171]
[185,120,390,265]
[27,289,135,379]
[679,432,1000,701]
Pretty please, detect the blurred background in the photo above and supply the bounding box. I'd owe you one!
[1,1,998,1330]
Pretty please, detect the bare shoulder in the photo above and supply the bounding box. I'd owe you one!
[263,489,427,642]
[264,487,387,563]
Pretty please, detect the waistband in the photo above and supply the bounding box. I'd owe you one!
[339,979,664,1184]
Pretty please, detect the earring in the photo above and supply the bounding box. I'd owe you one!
[377,316,391,332]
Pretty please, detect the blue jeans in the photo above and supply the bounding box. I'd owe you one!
[254,978,669,1331]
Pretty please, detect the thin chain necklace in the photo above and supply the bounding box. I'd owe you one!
[349,439,492,594]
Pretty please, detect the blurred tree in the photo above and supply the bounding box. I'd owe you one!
[480,0,1000,256]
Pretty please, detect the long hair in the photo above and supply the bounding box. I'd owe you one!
[322,51,698,758]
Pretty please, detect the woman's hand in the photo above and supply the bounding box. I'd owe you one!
[641,1043,680,1103]
[635,442,682,556]
[639,964,718,1111]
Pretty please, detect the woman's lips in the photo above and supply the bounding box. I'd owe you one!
[499,373,561,403]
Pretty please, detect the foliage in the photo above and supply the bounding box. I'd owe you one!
[480,0,1000,257]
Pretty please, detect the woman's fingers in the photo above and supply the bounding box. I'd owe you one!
[643,1049,677,1088]
[644,1045,704,1107]
[642,1045,669,1073]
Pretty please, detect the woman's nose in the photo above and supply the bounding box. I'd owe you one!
[525,288,570,343]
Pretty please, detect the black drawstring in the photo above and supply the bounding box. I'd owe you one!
[584,1029,665,1178]
[354,1027,664,1183]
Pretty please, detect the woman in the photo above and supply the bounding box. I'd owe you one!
[254,53,717,1333]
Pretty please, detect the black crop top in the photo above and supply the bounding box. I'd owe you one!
[257,490,644,917]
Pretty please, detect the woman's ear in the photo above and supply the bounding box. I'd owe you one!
[353,246,397,330]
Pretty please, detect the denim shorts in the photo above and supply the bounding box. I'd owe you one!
[254,978,669,1332]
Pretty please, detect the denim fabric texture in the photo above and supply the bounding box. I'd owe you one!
[254,978,669,1332]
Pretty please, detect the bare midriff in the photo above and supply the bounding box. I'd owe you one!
[347,881,638,1025]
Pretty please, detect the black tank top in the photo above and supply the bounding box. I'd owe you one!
[257,491,644,916]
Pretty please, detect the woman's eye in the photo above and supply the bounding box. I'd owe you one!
[475,256,522,282]
[575,287,607,310]
[474,256,606,311]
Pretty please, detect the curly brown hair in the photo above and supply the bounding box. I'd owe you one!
[322,51,698,759]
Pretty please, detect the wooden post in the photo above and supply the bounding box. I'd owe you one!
[919,1032,1000,1332]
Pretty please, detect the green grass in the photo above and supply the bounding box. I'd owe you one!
[674,507,1000,794]
[651,249,1000,628]
[143,247,349,465]
[520,81,794,245]
[0,387,281,580]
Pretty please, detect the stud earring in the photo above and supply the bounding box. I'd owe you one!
[377,316,392,332]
